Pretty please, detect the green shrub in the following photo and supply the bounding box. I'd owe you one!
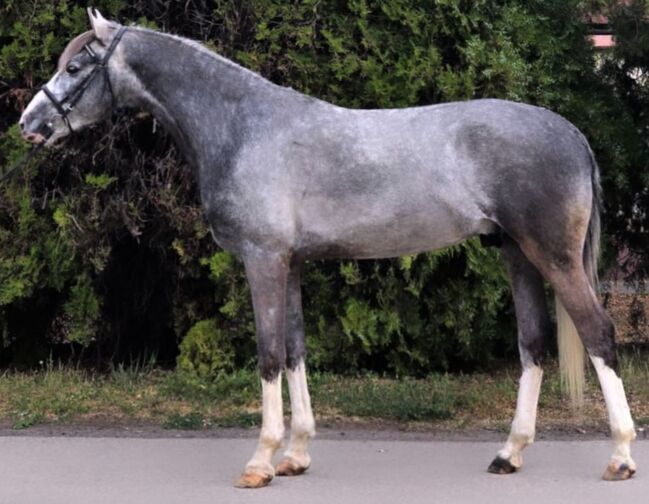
[177,320,235,380]
[0,0,646,373]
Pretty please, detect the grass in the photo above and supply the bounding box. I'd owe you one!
[311,374,460,421]
[0,352,649,432]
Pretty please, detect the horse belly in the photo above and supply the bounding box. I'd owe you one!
[296,196,492,260]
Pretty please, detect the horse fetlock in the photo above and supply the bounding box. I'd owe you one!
[244,460,275,476]
[510,429,535,448]
[498,446,524,467]
[491,438,527,473]
[279,420,314,477]
[510,451,523,468]
[291,418,316,441]
[611,426,637,444]
[495,431,532,468]
[259,429,284,453]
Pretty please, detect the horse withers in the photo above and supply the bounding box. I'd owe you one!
[18,9,636,486]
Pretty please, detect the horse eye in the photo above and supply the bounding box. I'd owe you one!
[66,63,80,75]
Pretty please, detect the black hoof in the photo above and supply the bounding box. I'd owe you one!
[487,456,517,474]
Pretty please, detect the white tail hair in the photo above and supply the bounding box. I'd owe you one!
[556,299,586,406]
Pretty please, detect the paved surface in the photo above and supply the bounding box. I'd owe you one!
[0,436,647,504]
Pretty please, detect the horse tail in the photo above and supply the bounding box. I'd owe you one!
[556,142,600,407]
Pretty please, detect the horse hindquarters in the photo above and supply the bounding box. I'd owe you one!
[497,162,636,479]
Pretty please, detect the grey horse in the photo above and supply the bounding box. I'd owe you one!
[19,9,635,487]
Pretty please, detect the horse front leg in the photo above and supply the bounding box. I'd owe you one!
[236,251,289,489]
[276,264,316,476]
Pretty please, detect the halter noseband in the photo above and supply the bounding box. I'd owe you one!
[41,26,127,134]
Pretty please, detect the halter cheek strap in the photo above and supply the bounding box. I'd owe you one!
[41,85,73,133]
[41,26,127,135]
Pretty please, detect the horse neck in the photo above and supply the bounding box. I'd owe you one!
[117,29,272,165]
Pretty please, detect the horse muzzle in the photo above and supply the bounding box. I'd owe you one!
[19,117,54,144]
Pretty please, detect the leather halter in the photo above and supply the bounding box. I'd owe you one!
[41,26,127,134]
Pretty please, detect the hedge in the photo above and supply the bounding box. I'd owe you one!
[0,0,646,375]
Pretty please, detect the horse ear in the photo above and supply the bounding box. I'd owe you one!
[87,7,118,44]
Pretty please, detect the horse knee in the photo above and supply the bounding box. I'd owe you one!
[258,350,286,382]
[285,342,306,370]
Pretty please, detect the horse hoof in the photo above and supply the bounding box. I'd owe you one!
[276,457,309,476]
[487,456,517,475]
[602,462,636,481]
[235,471,273,488]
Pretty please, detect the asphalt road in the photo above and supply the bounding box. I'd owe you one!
[0,435,647,504]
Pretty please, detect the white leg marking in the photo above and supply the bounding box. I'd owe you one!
[590,356,636,469]
[283,360,316,468]
[497,365,543,467]
[245,375,284,476]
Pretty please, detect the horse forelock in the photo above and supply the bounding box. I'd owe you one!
[57,31,96,72]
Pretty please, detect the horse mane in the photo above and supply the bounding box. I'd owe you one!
[58,30,96,72]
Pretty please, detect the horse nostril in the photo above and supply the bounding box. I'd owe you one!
[19,120,26,132]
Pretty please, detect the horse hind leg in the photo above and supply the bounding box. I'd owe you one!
[276,263,316,477]
[543,262,636,481]
[488,237,551,474]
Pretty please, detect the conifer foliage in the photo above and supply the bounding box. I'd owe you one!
[0,1,646,374]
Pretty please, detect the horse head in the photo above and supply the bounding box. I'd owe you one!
[19,8,124,145]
